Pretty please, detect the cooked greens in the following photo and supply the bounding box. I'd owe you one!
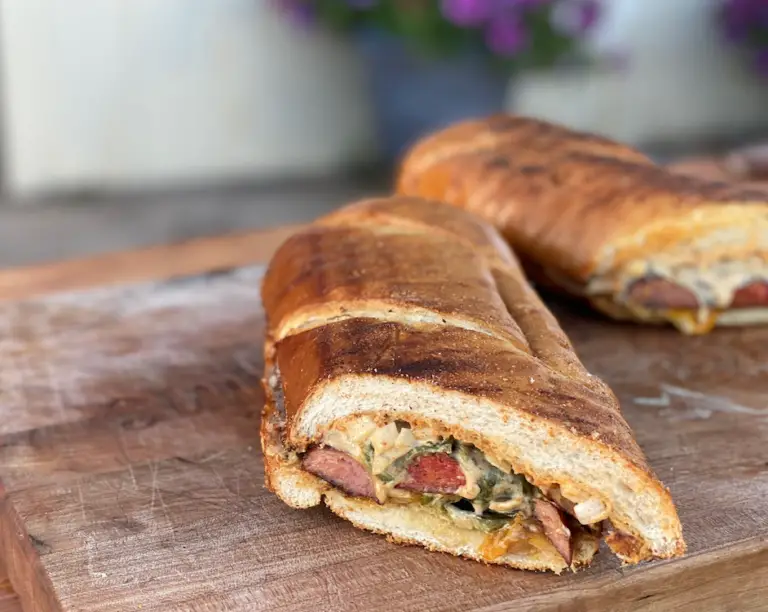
[378,437,454,483]
[369,435,538,533]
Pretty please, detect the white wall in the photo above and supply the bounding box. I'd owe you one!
[514,0,768,145]
[0,0,375,195]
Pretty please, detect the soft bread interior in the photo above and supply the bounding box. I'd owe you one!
[289,376,683,564]
[323,491,598,574]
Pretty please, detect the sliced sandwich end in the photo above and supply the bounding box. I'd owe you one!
[280,374,684,566]
[261,383,599,573]
[262,443,599,574]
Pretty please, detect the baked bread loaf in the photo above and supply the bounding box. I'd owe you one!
[261,196,684,573]
[397,114,768,334]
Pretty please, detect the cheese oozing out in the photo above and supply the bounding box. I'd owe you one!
[319,417,608,529]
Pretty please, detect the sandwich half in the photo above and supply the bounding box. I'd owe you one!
[260,196,685,573]
[396,114,768,334]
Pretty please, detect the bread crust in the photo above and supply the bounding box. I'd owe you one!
[261,196,685,567]
[396,115,768,330]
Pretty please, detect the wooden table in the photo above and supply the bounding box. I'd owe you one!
[0,225,297,612]
[0,222,766,611]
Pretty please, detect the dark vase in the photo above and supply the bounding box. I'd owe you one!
[354,29,509,163]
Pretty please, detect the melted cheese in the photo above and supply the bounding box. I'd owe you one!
[489,496,526,514]
[454,448,483,500]
[321,421,598,540]
[323,418,378,461]
[590,257,768,310]
[321,420,536,509]
[664,308,719,335]
[479,516,544,561]
[587,222,768,312]
[323,418,442,502]
[662,257,767,308]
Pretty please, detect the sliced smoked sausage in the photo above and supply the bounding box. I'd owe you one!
[397,454,466,494]
[625,277,699,310]
[302,447,376,499]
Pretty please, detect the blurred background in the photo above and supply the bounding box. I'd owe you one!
[0,0,767,266]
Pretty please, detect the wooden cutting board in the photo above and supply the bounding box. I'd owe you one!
[0,228,767,611]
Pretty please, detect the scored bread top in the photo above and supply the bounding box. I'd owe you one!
[396,114,768,283]
[262,197,650,472]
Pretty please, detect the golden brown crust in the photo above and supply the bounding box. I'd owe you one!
[398,115,652,183]
[260,195,684,564]
[261,222,529,350]
[275,319,648,473]
[396,114,768,292]
[317,196,519,271]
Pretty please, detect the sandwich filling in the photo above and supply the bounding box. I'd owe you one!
[585,256,768,333]
[301,418,604,565]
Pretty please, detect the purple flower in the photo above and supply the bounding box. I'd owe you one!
[497,0,551,8]
[441,0,494,27]
[721,0,768,40]
[721,0,754,42]
[578,0,601,30]
[486,14,528,56]
[274,0,315,27]
[755,48,768,78]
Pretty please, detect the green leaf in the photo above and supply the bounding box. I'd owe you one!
[474,471,500,506]
[377,472,395,484]
[362,442,374,469]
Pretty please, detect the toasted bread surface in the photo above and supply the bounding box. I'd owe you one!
[397,116,768,282]
[261,196,685,566]
[396,115,768,332]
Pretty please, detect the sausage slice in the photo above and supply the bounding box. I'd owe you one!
[534,499,573,565]
[397,453,466,494]
[731,281,768,307]
[302,447,376,499]
[625,277,699,309]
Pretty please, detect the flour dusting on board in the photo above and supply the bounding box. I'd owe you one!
[0,266,265,435]
[634,383,768,421]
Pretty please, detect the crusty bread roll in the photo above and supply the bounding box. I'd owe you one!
[397,114,768,334]
[261,196,684,573]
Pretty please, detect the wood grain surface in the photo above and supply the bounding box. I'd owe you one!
[0,226,299,612]
[0,224,300,303]
[0,239,765,610]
